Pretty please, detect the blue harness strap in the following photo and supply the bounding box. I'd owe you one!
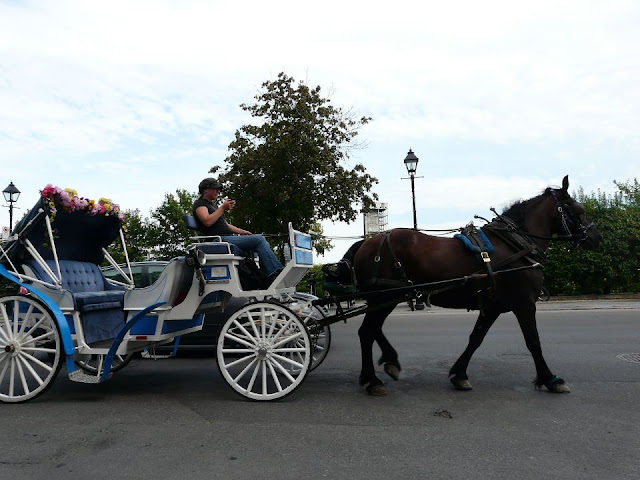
[454,227,494,254]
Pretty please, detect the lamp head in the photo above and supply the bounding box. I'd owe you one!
[403,149,418,175]
[3,181,20,203]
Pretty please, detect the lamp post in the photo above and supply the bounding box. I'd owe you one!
[403,149,421,229]
[3,181,21,232]
[402,149,425,309]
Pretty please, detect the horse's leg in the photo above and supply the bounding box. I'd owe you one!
[449,309,501,390]
[358,304,395,395]
[513,307,570,393]
[375,330,401,380]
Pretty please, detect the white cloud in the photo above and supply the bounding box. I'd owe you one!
[1,0,638,253]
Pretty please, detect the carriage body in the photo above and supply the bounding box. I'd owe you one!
[0,189,324,403]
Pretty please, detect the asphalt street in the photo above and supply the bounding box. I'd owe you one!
[1,300,639,480]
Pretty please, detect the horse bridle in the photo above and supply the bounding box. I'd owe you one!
[550,189,596,244]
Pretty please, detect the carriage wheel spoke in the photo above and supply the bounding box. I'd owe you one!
[266,359,283,392]
[247,310,261,340]
[0,304,12,340]
[271,353,305,370]
[18,354,44,387]
[261,362,267,395]
[223,332,257,350]
[268,358,296,384]
[232,319,258,346]
[15,357,30,395]
[246,360,260,392]
[9,357,16,397]
[0,357,10,388]
[225,353,256,370]
[17,315,48,343]
[271,347,307,354]
[269,317,293,344]
[21,347,57,354]
[231,357,257,384]
[24,330,54,345]
[272,331,303,349]
[19,350,54,373]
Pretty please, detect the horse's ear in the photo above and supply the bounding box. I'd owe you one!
[562,175,569,193]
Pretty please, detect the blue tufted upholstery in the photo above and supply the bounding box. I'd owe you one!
[25,259,125,344]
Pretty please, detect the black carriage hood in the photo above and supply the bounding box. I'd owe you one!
[1,197,123,268]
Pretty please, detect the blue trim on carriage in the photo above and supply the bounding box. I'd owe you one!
[101,301,166,381]
[130,315,157,335]
[295,249,313,265]
[161,315,203,334]
[294,233,312,250]
[0,264,76,374]
[65,314,75,334]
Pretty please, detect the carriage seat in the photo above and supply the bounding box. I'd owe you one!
[23,259,127,344]
[123,257,194,310]
[24,259,126,310]
[183,214,246,256]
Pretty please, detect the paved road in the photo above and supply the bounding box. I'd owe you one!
[2,302,639,480]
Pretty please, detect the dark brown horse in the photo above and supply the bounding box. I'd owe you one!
[349,176,603,395]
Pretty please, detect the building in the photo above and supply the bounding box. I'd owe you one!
[363,202,388,235]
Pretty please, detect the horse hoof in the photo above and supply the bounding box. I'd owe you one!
[547,382,571,393]
[383,363,401,381]
[366,383,387,396]
[450,376,473,391]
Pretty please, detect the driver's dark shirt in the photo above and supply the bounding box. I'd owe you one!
[192,198,233,236]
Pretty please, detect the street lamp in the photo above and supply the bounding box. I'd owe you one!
[3,181,21,232]
[402,150,425,310]
[403,149,420,229]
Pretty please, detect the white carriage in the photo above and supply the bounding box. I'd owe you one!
[0,188,329,403]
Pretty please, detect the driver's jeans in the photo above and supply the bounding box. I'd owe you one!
[220,234,283,276]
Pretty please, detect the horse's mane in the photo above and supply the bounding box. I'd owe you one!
[501,187,554,230]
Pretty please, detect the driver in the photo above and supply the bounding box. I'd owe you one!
[192,178,283,283]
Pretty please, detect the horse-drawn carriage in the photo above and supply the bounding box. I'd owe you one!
[1,176,603,403]
[0,186,328,403]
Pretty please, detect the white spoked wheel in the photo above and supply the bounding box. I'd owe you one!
[0,295,63,403]
[216,302,311,401]
[297,305,331,372]
[75,352,135,375]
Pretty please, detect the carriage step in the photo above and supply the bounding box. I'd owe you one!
[68,370,110,384]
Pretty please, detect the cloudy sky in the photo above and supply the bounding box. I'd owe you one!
[1,0,638,262]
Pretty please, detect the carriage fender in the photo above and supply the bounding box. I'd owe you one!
[0,264,76,371]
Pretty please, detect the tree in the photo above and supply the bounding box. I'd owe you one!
[213,72,378,256]
[146,189,198,260]
[544,179,640,295]
[104,209,149,264]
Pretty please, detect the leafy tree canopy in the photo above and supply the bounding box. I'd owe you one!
[544,178,640,295]
[146,189,198,260]
[211,72,378,254]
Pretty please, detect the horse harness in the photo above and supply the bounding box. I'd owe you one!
[367,219,544,307]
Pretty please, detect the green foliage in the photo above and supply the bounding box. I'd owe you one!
[544,179,640,294]
[104,209,149,264]
[213,72,378,255]
[146,189,198,260]
[296,264,327,297]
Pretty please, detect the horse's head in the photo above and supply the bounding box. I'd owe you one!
[550,176,603,250]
